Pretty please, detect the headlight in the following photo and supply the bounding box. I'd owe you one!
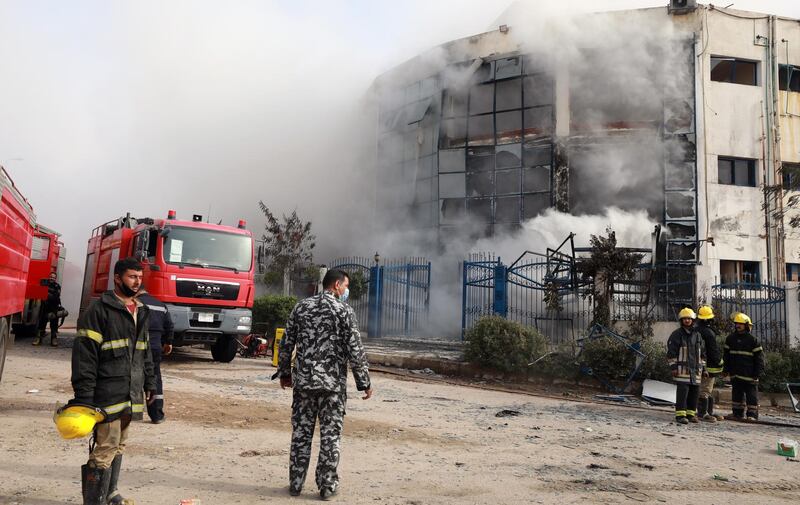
[238,316,252,325]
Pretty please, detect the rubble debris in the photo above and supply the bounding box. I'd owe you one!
[586,463,610,470]
[495,409,522,418]
[712,474,729,482]
[776,438,798,458]
[641,380,676,405]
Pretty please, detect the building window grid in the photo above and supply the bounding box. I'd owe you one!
[717,156,756,187]
[439,55,554,226]
[710,56,758,86]
[779,65,800,92]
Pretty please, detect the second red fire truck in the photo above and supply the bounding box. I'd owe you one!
[79,210,255,362]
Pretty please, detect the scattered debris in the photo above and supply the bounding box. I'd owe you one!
[611,471,632,477]
[382,399,399,403]
[636,463,655,471]
[410,368,435,375]
[455,462,465,467]
[641,380,676,406]
[712,474,729,482]
[786,458,799,463]
[583,427,594,432]
[594,394,638,404]
[660,432,676,437]
[777,438,798,458]
[495,409,522,418]
[587,463,610,470]
[239,450,263,457]
[26,389,39,394]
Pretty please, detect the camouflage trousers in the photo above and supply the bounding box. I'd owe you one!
[290,389,346,492]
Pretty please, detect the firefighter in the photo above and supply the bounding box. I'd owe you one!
[136,289,174,424]
[667,307,705,424]
[723,312,765,421]
[277,269,372,500]
[71,257,156,505]
[33,272,61,346]
[696,305,724,422]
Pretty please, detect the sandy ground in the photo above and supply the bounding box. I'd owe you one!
[1,332,799,505]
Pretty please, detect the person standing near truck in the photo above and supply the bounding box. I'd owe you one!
[72,257,155,504]
[276,268,372,500]
[33,272,61,347]
[136,289,174,424]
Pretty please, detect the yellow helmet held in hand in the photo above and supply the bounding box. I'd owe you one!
[678,307,696,320]
[732,312,752,325]
[697,305,715,320]
[53,403,106,440]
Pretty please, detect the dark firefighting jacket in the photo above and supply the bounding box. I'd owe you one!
[723,330,765,382]
[667,326,705,384]
[137,291,174,348]
[72,291,156,422]
[696,322,723,374]
[278,292,370,394]
[45,279,61,309]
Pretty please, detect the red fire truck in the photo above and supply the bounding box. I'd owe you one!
[0,166,35,381]
[12,224,67,337]
[80,210,255,362]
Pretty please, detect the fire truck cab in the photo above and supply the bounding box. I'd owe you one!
[13,224,66,337]
[80,210,254,362]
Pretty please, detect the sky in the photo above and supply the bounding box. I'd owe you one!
[2,0,800,313]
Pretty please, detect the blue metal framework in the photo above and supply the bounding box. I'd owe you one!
[711,283,789,350]
[577,324,646,394]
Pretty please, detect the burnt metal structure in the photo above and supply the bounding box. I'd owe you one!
[711,282,788,350]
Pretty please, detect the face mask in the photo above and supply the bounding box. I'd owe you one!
[340,287,350,303]
[117,280,139,297]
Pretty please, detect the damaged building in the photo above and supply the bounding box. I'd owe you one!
[367,2,800,344]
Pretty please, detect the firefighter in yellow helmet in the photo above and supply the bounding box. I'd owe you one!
[723,312,765,421]
[695,305,724,422]
[666,307,706,424]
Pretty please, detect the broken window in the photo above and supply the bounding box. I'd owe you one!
[720,260,761,284]
[495,57,522,80]
[666,134,697,163]
[496,144,522,169]
[779,65,800,92]
[439,173,466,198]
[665,192,695,219]
[496,78,522,111]
[442,89,468,118]
[665,162,694,190]
[466,171,493,197]
[495,196,521,223]
[523,143,551,167]
[467,114,493,146]
[523,193,550,220]
[523,107,553,140]
[473,61,495,83]
[406,97,432,125]
[523,75,553,107]
[664,99,694,134]
[787,263,800,281]
[469,83,494,115]
[666,222,696,240]
[440,199,466,224]
[439,118,467,148]
[710,57,758,86]
[667,242,697,262]
[439,149,465,173]
[466,146,495,172]
[496,169,520,194]
[468,198,493,223]
[718,157,756,187]
[523,166,550,193]
[496,110,522,144]
[782,162,800,191]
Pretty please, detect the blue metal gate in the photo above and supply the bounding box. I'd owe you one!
[329,256,431,338]
[711,283,788,351]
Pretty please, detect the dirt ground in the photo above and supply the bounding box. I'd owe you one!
[1,332,799,505]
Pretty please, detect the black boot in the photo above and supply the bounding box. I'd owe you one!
[708,396,723,421]
[81,463,111,505]
[697,397,707,417]
[107,455,131,505]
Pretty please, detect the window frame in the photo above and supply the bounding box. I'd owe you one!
[717,156,756,187]
[710,56,759,86]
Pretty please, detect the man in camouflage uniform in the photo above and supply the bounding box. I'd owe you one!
[277,268,372,500]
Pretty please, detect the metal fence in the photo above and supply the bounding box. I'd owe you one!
[711,283,789,350]
[329,256,431,338]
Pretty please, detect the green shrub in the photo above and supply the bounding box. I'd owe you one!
[465,316,548,373]
[579,336,672,384]
[637,339,673,382]
[252,294,298,334]
[762,351,795,393]
[535,344,581,382]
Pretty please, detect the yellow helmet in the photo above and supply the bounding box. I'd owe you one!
[678,307,696,320]
[697,305,715,320]
[53,403,106,440]
[732,312,752,325]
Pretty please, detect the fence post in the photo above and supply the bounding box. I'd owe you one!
[461,261,468,340]
[367,265,383,337]
[404,263,411,336]
[493,261,508,318]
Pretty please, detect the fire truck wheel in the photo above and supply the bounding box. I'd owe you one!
[0,317,10,382]
[211,335,238,363]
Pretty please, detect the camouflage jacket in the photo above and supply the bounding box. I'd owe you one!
[277,292,370,393]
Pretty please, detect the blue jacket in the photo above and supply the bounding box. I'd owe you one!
[137,292,174,347]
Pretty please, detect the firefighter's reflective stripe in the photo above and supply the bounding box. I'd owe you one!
[132,403,144,413]
[752,346,763,353]
[675,410,687,417]
[77,329,103,344]
[145,304,167,313]
[686,409,697,416]
[104,401,131,415]
[101,339,129,351]
[707,366,724,374]
[732,375,757,381]
[135,341,148,351]
[153,394,164,400]
[729,350,754,356]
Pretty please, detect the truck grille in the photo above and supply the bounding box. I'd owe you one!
[176,279,240,301]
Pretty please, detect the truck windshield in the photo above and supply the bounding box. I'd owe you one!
[162,227,252,272]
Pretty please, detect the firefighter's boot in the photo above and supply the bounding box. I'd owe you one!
[50,333,58,347]
[81,462,111,505]
[708,397,724,421]
[32,335,41,346]
[107,455,135,505]
[697,397,707,417]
